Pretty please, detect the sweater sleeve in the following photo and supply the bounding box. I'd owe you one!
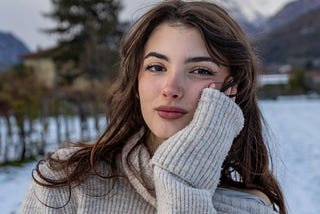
[151,88,244,213]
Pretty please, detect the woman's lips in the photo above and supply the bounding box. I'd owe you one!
[155,106,188,119]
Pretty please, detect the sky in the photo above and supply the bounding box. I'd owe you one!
[0,0,292,52]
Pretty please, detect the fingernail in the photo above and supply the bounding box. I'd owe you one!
[208,82,216,88]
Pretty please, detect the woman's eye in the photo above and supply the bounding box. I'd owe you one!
[145,64,166,72]
[192,68,215,76]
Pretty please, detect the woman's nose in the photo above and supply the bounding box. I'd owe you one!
[161,72,183,99]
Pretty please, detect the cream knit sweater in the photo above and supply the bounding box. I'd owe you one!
[19,89,277,213]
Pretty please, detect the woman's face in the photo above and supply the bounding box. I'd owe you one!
[138,23,230,145]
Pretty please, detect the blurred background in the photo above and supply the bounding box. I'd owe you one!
[0,0,319,213]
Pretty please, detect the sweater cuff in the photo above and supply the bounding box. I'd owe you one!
[152,88,244,191]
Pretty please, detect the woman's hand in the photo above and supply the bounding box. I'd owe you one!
[152,86,244,194]
[208,76,237,101]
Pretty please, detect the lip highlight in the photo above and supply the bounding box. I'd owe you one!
[155,106,188,119]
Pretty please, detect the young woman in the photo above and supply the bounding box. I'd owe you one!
[19,0,286,213]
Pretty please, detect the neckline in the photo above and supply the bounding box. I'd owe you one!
[121,130,157,207]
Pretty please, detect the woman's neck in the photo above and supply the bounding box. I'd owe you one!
[146,133,164,155]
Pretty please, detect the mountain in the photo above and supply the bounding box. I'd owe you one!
[254,6,320,66]
[220,0,265,35]
[218,0,266,35]
[217,0,294,35]
[121,0,293,36]
[219,0,320,43]
[265,0,320,33]
[0,32,30,71]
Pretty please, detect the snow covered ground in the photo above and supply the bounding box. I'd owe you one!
[260,98,320,214]
[1,98,319,214]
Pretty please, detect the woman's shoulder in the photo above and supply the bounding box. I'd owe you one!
[33,144,93,182]
[34,146,81,180]
[215,187,271,205]
[213,187,276,213]
[50,144,83,160]
[240,188,272,205]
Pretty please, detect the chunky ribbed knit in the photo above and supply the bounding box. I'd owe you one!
[19,89,277,213]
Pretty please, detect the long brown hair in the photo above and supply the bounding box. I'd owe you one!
[34,0,286,213]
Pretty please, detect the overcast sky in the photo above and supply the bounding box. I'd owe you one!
[0,0,290,52]
[0,0,159,51]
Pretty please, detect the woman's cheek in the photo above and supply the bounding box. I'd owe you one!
[189,83,207,105]
[196,81,212,94]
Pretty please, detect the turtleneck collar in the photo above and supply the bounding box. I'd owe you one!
[121,130,157,207]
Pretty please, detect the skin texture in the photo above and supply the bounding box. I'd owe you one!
[138,23,233,151]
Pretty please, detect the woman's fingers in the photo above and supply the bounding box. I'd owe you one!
[208,82,216,89]
[207,80,237,101]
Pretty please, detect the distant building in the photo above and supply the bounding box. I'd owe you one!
[22,48,58,88]
[258,74,290,87]
[22,48,91,90]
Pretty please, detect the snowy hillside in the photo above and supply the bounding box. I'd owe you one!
[0,97,320,213]
[218,0,295,22]
[120,0,294,23]
[119,0,295,36]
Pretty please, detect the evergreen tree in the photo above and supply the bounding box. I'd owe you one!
[44,0,126,82]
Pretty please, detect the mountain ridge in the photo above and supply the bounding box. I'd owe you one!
[265,0,320,33]
[0,31,30,71]
[254,5,320,67]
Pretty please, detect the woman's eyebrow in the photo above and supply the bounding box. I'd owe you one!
[144,52,169,61]
[185,56,213,63]
[144,52,216,65]
[186,56,222,68]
